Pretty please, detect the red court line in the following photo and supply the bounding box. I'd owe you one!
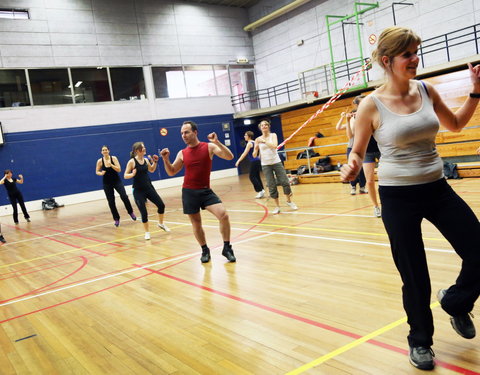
[230,200,269,242]
[0,256,88,304]
[0,271,154,324]
[43,227,123,247]
[2,249,198,305]
[0,258,82,280]
[7,203,469,372]
[1,214,475,373]
[6,226,107,256]
[0,253,203,323]
[148,269,478,375]
[0,199,269,312]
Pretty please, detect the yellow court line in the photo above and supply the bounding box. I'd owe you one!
[205,219,447,242]
[0,224,189,269]
[286,301,441,374]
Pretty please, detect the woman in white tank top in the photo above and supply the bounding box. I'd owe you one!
[253,119,297,214]
[341,26,480,371]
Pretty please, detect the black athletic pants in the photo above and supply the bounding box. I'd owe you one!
[379,178,480,348]
[133,186,165,223]
[103,181,134,221]
[9,191,29,224]
[249,160,264,192]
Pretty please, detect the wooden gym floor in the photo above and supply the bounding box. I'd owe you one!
[0,175,479,374]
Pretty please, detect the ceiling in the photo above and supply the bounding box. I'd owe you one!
[184,0,261,8]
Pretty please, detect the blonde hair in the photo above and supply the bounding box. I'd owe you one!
[371,27,421,70]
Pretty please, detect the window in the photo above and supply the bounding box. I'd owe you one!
[29,69,72,105]
[70,68,111,103]
[110,67,146,101]
[0,9,29,19]
[152,67,185,98]
[0,69,30,107]
[184,65,216,97]
[213,65,230,96]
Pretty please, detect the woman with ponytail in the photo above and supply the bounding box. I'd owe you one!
[124,142,169,240]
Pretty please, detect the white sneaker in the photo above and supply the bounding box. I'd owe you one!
[272,207,280,215]
[144,232,151,240]
[374,206,381,218]
[255,190,265,199]
[350,187,356,195]
[158,223,171,232]
[359,187,368,194]
[286,201,298,210]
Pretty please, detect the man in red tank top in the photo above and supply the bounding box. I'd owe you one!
[160,121,236,263]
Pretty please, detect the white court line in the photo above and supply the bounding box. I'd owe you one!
[3,222,115,246]
[0,226,453,308]
[0,233,276,308]
[2,210,178,246]
[229,209,373,218]
[0,253,195,308]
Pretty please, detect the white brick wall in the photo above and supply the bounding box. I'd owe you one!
[251,0,480,90]
[0,0,254,68]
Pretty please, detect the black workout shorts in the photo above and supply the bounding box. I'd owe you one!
[182,187,222,214]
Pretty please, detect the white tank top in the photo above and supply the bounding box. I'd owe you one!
[258,134,281,166]
[371,80,444,186]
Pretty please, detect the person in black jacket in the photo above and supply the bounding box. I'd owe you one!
[0,170,30,224]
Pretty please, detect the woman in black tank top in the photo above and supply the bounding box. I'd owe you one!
[0,169,30,224]
[95,145,136,227]
[124,142,169,240]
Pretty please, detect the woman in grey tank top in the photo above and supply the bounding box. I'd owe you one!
[341,26,480,371]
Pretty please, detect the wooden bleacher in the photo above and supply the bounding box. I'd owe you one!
[280,68,480,184]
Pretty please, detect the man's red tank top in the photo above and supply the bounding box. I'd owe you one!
[182,142,212,189]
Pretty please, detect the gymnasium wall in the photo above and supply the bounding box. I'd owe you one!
[251,0,480,90]
[0,113,237,208]
[0,0,253,68]
[0,0,255,212]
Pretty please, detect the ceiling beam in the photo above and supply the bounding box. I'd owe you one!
[244,0,312,32]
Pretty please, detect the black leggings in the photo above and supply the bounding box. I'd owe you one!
[379,179,480,347]
[346,147,366,188]
[103,181,134,221]
[133,186,165,223]
[249,160,264,192]
[9,191,29,223]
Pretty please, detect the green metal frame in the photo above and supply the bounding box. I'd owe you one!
[326,1,379,92]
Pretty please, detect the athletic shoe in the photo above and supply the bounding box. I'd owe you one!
[286,201,298,210]
[437,289,476,339]
[350,187,356,195]
[129,212,137,221]
[272,207,280,215]
[409,346,434,370]
[144,232,151,240]
[0,235,6,243]
[158,223,170,232]
[359,187,368,194]
[201,248,211,263]
[374,206,381,217]
[222,245,236,262]
[14,222,19,225]
[255,190,265,199]
[114,220,120,227]
[26,218,31,222]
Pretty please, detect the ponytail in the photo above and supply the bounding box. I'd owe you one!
[131,142,143,158]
